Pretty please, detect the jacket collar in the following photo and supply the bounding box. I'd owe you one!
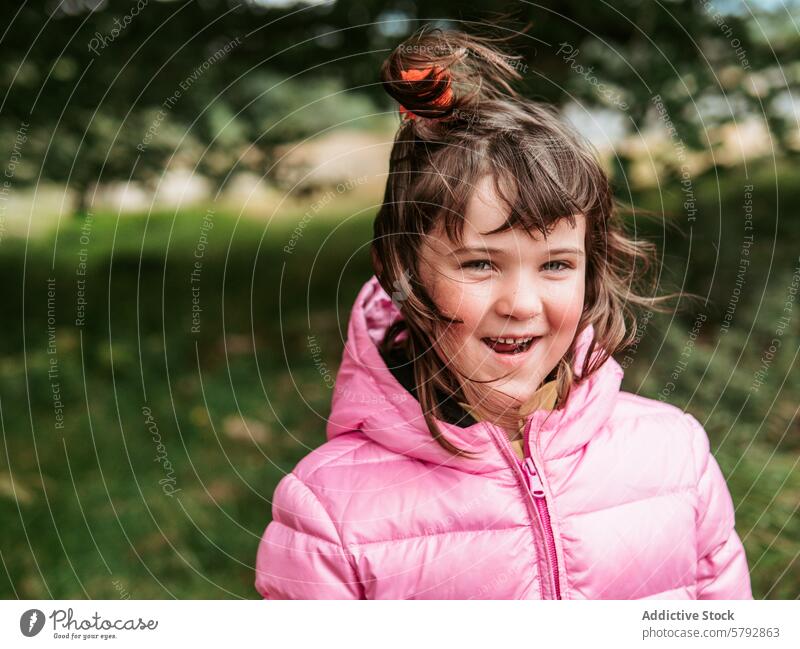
[326,275,623,471]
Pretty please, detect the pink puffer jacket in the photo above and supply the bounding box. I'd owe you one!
[255,275,753,599]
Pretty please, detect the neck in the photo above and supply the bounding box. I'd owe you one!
[457,372,562,440]
[458,381,525,439]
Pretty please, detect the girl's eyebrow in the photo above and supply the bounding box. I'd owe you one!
[452,245,506,255]
[547,247,585,256]
[452,245,584,256]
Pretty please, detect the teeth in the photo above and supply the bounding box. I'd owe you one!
[488,336,533,344]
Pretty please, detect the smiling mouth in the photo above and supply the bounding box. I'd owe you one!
[481,336,541,355]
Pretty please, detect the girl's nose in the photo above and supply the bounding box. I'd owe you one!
[493,275,543,321]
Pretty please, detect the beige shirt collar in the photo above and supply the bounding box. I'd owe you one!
[458,379,560,460]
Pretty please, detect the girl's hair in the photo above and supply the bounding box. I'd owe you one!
[371,26,678,457]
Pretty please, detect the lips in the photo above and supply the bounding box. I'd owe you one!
[481,336,540,354]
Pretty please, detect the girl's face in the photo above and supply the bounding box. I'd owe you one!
[418,175,587,407]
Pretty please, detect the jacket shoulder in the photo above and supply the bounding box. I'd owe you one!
[281,434,499,549]
[256,434,367,599]
[606,392,704,478]
[611,392,709,454]
[608,392,720,487]
[612,391,688,422]
[265,433,399,549]
[289,432,412,485]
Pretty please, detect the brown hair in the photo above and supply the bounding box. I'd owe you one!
[371,26,679,457]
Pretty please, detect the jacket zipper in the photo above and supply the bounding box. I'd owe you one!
[489,418,562,599]
[520,453,561,599]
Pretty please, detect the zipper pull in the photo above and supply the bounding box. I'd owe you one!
[522,457,546,498]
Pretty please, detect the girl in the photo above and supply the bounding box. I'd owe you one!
[255,28,752,600]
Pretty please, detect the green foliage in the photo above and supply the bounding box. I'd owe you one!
[620,158,800,599]
[0,204,374,598]
[2,1,798,215]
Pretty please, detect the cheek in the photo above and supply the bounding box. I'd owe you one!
[547,278,585,327]
[431,280,488,336]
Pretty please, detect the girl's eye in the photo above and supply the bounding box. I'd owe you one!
[542,261,569,271]
[461,259,493,271]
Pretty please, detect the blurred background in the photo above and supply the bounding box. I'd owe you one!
[0,0,798,599]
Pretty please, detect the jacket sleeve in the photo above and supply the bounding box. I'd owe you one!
[686,414,753,599]
[255,471,362,599]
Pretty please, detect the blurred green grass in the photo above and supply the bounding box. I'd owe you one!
[0,159,797,598]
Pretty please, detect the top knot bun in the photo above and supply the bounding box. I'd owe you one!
[397,66,454,121]
[380,27,525,128]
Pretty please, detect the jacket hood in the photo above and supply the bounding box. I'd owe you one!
[326,275,624,472]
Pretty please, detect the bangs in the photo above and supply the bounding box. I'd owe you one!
[430,124,609,247]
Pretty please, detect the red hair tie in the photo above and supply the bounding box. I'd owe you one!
[398,66,453,120]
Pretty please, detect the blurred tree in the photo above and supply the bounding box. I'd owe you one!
[0,0,796,215]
